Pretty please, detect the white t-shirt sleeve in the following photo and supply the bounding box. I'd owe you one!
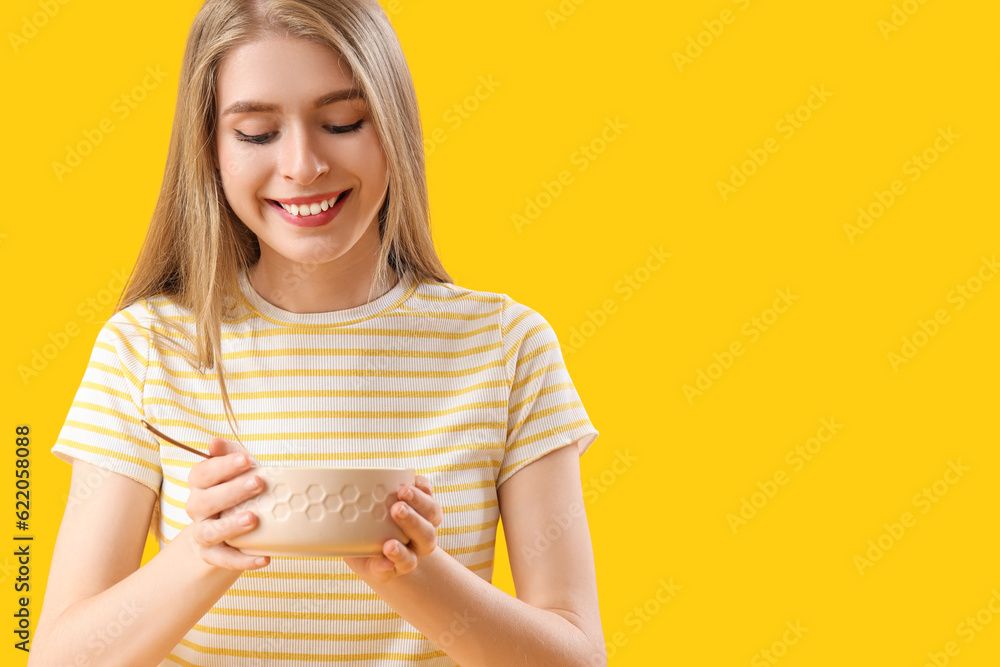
[497,297,599,489]
[51,305,162,495]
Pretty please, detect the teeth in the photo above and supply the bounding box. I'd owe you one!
[278,192,345,217]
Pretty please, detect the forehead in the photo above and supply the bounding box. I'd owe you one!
[216,35,358,106]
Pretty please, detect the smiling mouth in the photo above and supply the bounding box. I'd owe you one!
[268,189,351,217]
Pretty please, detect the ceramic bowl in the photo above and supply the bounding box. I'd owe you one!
[221,466,415,557]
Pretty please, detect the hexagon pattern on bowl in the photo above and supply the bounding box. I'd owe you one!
[269,482,391,523]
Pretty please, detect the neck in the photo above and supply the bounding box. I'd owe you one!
[248,251,399,315]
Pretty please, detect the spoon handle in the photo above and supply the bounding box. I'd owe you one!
[141,420,211,459]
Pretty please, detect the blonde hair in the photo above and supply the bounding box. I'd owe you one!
[116,0,450,438]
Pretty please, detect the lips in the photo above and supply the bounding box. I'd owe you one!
[266,188,351,227]
[267,189,351,218]
[272,188,351,206]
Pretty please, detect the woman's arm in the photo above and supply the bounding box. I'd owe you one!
[29,440,268,667]
[363,442,607,667]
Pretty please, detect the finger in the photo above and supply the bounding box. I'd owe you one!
[196,509,261,548]
[398,484,443,528]
[383,539,416,574]
[187,470,264,520]
[189,450,255,490]
[414,475,434,496]
[205,544,271,572]
[392,500,436,558]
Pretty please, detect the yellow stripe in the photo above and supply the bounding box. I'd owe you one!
[468,559,493,572]
[163,472,190,489]
[509,399,585,433]
[412,289,500,305]
[164,653,200,667]
[70,401,160,437]
[145,376,507,401]
[448,539,495,556]
[55,438,161,474]
[443,499,497,514]
[147,418,504,444]
[190,623,426,642]
[86,360,126,380]
[144,356,503,381]
[504,419,594,456]
[160,512,189,531]
[176,638,447,662]
[63,419,158,452]
[141,396,505,423]
[105,322,147,392]
[431,479,496,494]
[241,570,359,581]
[79,380,132,403]
[225,589,381,601]
[208,606,400,621]
[438,519,497,536]
[511,360,565,394]
[161,491,187,510]
[508,381,575,414]
[149,338,502,362]
[121,309,152,344]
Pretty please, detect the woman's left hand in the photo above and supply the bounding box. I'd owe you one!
[343,475,443,583]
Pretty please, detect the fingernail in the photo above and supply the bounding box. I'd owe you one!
[237,454,249,467]
[395,503,407,518]
[398,485,409,499]
[240,513,253,526]
[244,476,260,490]
[255,557,268,567]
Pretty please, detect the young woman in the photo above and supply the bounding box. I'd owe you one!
[29,1,604,665]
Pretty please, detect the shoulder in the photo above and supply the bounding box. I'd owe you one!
[413,275,553,339]
[95,294,191,354]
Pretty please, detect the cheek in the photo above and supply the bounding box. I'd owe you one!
[354,135,388,186]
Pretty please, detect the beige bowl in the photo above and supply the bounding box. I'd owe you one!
[222,466,415,557]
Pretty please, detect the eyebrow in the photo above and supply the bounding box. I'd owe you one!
[220,88,363,118]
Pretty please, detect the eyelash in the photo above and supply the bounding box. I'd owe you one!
[234,119,365,145]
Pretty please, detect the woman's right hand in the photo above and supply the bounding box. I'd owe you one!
[184,437,270,571]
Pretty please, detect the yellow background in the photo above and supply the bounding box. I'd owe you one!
[2,0,998,664]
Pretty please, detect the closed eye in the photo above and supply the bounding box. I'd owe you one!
[233,118,365,145]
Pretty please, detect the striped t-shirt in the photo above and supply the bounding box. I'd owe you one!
[51,267,600,666]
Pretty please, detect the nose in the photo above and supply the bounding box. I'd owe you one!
[278,124,329,185]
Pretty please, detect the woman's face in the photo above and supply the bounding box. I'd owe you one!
[215,34,388,272]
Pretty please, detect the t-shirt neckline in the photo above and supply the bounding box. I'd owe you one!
[237,267,415,326]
